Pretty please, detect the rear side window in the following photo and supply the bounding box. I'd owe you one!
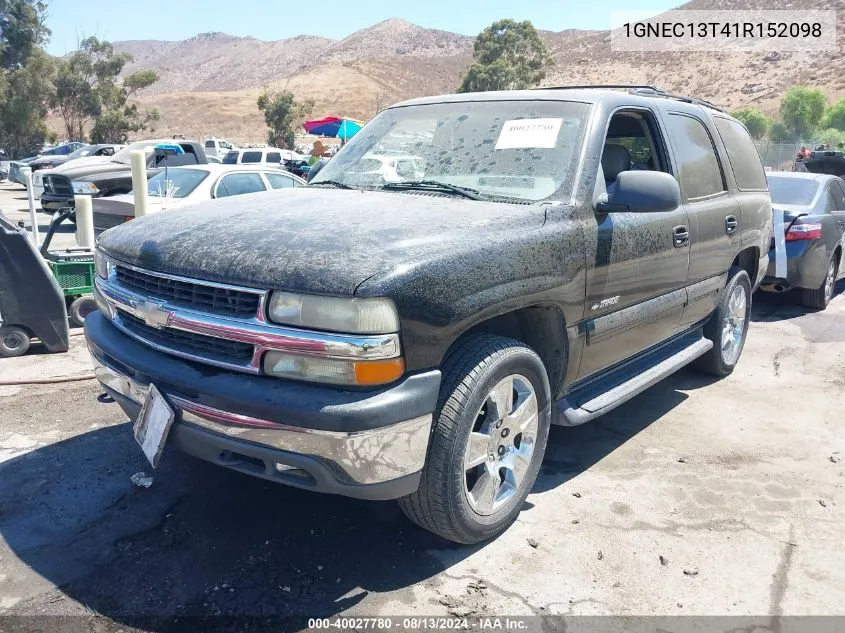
[265,172,298,189]
[222,151,239,164]
[713,117,767,190]
[666,113,725,200]
[241,151,263,163]
[266,152,281,163]
[216,172,267,197]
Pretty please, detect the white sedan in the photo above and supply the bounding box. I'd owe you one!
[92,163,305,232]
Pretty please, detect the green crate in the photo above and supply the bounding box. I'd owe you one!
[48,260,95,296]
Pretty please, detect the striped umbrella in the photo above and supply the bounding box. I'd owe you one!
[303,117,364,140]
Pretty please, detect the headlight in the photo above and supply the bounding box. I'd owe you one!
[262,351,405,386]
[267,292,399,334]
[94,248,112,279]
[71,180,99,195]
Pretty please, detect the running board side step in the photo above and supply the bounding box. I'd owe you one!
[555,334,713,426]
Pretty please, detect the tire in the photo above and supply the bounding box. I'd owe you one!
[801,254,838,310]
[68,296,98,327]
[693,267,752,377]
[0,326,31,358]
[398,334,552,544]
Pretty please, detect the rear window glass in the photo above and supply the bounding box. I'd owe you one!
[713,117,767,190]
[766,176,819,206]
[222,151,240,164]
[241,151,263,163]
[205,140,216,148]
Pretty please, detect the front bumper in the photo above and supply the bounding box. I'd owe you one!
[85,311,440,500]
[41,192,75,212]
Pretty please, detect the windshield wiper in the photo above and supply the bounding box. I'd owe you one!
[310,180,353,189]
[380,180,484,200]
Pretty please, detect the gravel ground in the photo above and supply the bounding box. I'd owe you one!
[0,181,843,632]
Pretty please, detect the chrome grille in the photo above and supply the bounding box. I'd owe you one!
[43,174,73,196]
[115,265,261,318]
[116,310,254,365]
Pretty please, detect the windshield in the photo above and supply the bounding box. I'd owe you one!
[112,141,161,164]
[145,168,209,198]
[67,144,96,158]
[311,99,590,202]
[767,176,819,207]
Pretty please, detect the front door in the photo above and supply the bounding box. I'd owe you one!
[577,108,691,379]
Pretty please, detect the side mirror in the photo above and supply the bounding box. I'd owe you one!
[597,170,681,213]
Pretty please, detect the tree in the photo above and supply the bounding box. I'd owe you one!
[812,127,845,148]
[257,89,313,149]
[730,107,769,140]
[0,0,49,70]
[0,0,52,157]
[53,37,159,143]
[767,120,794,143]
[779,86,826,140]
[820,99,845,132]
[458,19,552,93]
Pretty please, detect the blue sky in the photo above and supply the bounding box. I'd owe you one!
[44,0,678,55]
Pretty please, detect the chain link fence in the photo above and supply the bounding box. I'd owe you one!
[753,141,803,172]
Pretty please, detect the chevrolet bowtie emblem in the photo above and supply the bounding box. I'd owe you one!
[134,300,171,329]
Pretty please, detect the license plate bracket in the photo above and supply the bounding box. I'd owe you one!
[133,384,175,468]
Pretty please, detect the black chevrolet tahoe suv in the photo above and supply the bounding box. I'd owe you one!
[86,86,772,544]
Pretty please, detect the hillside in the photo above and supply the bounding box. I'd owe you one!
[100,2,845,143]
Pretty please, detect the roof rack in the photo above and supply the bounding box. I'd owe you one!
[536,84,726,113]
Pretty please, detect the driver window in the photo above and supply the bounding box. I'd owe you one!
[599,110,669,197]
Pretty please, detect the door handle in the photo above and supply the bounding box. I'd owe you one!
[725,215,739,234]
[673,225,690,247]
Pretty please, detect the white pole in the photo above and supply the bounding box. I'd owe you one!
[22,168,39,247]
[130,150,149,217]
[74,194,95,249]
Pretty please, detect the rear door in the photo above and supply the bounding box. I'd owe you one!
[663,111,739,328]
[827,179,845,275]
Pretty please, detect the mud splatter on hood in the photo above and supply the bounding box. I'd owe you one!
[98,187,545,295]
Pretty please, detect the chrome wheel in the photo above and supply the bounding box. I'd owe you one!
[721,284,747,365]
[463,374,539,516]
[824,260,836,302]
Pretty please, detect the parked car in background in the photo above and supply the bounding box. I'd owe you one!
[41,140,209,213]
[204,138,236,160]
[92,164,305,232]
[31,144,125,200]
[0,152,10,180]
[29,144,124,174]
[221,147,305,165]
[795,150,845,177]
[760,172,845,309]
[9,142,85,185]
[87,86,771,544]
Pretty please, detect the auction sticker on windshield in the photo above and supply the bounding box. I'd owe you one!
[495,118,563,149]
[134,384,175,467]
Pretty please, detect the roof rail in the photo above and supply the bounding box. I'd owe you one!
[536,84,727,113]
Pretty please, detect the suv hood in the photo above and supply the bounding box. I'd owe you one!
[98,188,545,295]
[54,160,132,180]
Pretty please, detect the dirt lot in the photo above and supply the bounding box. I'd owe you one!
[0,181,843,631]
